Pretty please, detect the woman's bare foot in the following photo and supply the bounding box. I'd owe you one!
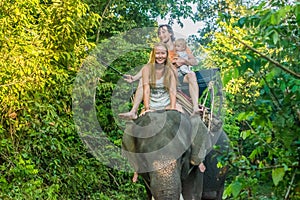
[118,111,137,120]
[132,172,138,183]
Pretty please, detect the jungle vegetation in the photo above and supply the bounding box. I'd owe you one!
[0,0,299,199]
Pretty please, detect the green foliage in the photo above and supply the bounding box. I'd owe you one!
[2,0,299,198]
[1,0,207,198]
[95,43,150,136]
[0,0,146,199]
[84,0,199,42]
[190,0,260,46]
[204,0,300,199]
[0,0,105,198]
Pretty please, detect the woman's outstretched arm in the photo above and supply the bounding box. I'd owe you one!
[142,65,151,110]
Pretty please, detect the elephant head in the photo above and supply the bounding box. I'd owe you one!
[122,110,192,199]
[122,110,229,200]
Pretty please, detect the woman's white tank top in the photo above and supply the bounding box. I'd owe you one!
[150,76,170,110]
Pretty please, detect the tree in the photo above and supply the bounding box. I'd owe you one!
[190,0,264,46]
[1,0,212,198]
[0,0,114,199]
[203,0,300,198]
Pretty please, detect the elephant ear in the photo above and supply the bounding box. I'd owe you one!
[122,110,192,173]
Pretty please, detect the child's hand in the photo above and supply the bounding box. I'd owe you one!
[199,162,206,172]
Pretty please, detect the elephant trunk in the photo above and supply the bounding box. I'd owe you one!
[149,159,181,200]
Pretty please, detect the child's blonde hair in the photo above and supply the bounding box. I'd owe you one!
[174,38,187,50]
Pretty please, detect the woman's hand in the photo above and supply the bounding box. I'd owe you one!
[139,108,153,117]
[123,75,134,83]
[165,105,176,110]
[172,56,188,67]
[123,69,143,83]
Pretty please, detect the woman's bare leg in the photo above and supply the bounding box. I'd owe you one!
[183,72,201,115]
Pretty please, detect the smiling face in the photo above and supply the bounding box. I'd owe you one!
[154,45,168,64]
[158,26,173,43]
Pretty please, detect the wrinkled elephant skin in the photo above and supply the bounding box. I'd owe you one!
[122,110,229,200]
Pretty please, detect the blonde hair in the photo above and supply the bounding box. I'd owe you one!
[147,42,176,90]
[174,38,187,50]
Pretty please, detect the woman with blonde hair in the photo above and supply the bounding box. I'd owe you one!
[141,42,179,112]
[132,42,183,182]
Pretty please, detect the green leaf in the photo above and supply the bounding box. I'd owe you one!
[237,17,246,27]
[272,167,285,186]
[260,11,271,25]
[272,31,279,45]
[291,84,299,93]
[231,181,242,197]
[237,111,255,121]
[233,67,239,78]
[0,176,7,184]
[270,13,280,25]
[222,71,233,86]
[249,149,257,160]
[296,4,300,24]
[240,130,251,140]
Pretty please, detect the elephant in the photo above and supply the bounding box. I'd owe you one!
[122,110,229,200]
